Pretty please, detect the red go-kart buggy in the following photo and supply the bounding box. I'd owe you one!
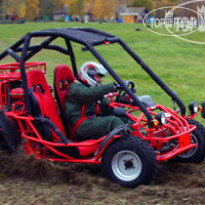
[0,28,204,188]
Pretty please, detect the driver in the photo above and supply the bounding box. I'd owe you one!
[65,61,125,141]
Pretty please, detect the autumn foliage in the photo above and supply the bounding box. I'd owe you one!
[0,0,69,21]
[0,0,179,21]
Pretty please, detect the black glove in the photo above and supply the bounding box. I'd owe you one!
[114,82,121,91]
[123,81,130,87]
[114,81,129,91]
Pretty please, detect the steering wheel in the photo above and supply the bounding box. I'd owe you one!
[115,81,136,103]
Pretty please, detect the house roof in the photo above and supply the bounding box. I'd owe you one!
[116,5,145,15]
[53,5,68,15]
[53,10,67,15]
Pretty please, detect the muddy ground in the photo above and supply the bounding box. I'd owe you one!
[0,151,205,205]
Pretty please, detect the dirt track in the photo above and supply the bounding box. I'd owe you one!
[0,151,205,204]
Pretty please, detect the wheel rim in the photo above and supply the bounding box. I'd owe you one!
[178,133,198,158]
[111,150,142,182]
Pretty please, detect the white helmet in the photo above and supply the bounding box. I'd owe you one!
[79,62,107,87]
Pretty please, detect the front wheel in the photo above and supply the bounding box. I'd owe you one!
[0,111,20,153]
[102,136,157,188]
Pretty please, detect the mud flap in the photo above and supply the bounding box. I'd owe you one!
[94,124,128,156]
[0,111,20,152]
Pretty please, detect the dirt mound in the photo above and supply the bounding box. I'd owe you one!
[1,150,205,188]
[1,151,205,204]
[155,162,205,188]
[0,150,107,186]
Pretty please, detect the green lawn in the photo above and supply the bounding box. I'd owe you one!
[0,21,205,204]
[0,22,204,108]
[1,22,204,111]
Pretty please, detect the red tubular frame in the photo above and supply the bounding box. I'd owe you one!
[9,106,196,162]
[0,61,198,163]
[109,99,198,161]
[4,94,197,163]
[0,28,201,170]
[1,88,198,163]
[6,112,119,164]
[0,62,119,164]
[0,81,8,109]
[0,62,46,111]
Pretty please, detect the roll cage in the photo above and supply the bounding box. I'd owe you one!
[0,27,186,127]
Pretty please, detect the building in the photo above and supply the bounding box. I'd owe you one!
[116,5,146,23]
[53,5,68,21]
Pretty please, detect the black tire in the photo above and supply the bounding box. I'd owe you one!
[0,129,9,151]
[201,101,205,118]
[102,136,157,188]
[187,119,205,137]
[169,124,205,163]
[0,111,20,153]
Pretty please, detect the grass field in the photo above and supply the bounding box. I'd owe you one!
[0,22,205,108]
[0,22,205,205]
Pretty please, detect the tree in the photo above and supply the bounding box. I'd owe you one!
[0,0,4,19]
[39,0,55,20]
[77,0,84,17]
[18,2,26,19]
[3,0,20,15]
[152,0,178,18]
[68,0,77,15]
[25,0,40,21]
[54,0,69,10]
[91,0,115,21]
[153,0,177,9]
[68,0,84,17]
[38,0,69,21]
[104,0,115,19]
[116,0,131,4]
[2,0,25,20]
[130,0,154,12]
[92,0,104,20]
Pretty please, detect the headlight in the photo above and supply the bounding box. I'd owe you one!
[201,102,205,118]
[189,101,199,114]
[155,111,166,125]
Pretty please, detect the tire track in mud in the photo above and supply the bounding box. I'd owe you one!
[1,151,205,188]
[1,151,205,204]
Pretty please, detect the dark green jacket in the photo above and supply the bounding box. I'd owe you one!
[65,82,115,126]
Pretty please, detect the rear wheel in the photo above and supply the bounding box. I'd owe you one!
[187,119,205,138]
[102,136,157,188]
[169,126,205,163]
